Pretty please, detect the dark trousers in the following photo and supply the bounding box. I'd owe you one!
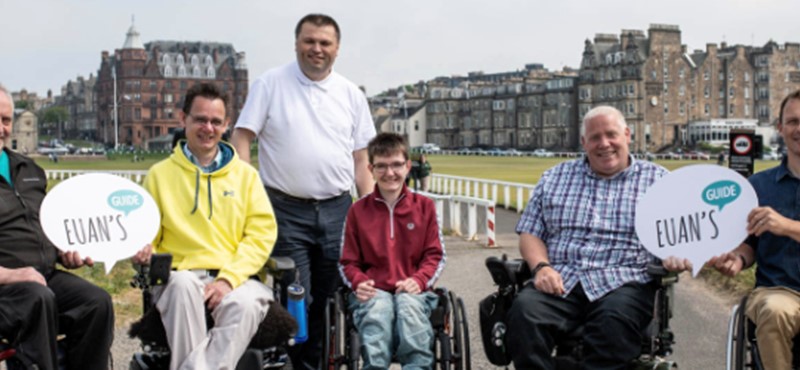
[267,188,352,370]
[0,269,114,370]
[507,282,655,370]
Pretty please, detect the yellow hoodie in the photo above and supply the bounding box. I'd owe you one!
[144,142,277,289]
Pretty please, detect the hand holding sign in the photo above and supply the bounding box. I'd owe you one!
[635,165,758,277]
[40,173,160,274]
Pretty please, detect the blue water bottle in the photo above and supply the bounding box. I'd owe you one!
[287,276,308,344]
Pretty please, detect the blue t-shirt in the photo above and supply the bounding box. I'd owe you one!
[747,159,800,291]
[0,150,10,187]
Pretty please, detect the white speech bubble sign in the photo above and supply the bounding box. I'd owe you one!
[40,173,160,274]
[635,164,758,277]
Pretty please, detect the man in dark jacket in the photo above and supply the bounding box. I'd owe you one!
[0,84,114,370]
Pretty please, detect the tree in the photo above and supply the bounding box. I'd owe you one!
[40,106,69,139]
[14,100,30,110]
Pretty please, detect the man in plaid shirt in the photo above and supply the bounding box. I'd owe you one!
[507,106,686,369]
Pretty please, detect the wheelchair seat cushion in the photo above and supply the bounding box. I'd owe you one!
[128,300,297,350]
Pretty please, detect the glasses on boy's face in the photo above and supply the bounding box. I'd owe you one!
[189,114,225,127]
[371,161,407,173]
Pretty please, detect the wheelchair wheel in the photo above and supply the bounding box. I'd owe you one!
[323,292,345,370]
[726,299,754,370]
[449,291,471,370]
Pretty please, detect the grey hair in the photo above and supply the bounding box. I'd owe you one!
[0,84,14,113]
[580,106,627,138]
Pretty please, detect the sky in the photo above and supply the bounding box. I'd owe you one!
[2,0,799,98]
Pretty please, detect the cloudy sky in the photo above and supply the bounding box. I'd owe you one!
[2,0,798,98]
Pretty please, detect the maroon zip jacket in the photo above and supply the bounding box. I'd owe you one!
[339,184,445,293]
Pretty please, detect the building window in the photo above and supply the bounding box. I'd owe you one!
[703,69,709,80]
[719,72,724,81]
[162,54,170,64]
[704,86,710,98]
[193,66,201,78]
[680,102,685,115]
[729,72,734,81]
[164,94,173,103]
[745,87,750,98]
[745,104,750,116]
[149,81,157,91]
[164,66,173,77]
[719,103,725,116]
[745,72,750,81]
[729,104,734,115]
[719,88,725,98]
[664,103,669,114]
[207,67,215,78]
[679,85,685,96]
[178,66,187,77]
[679,67,685,79]
[191,55,199,66]
[704,104,710,115]
[729,87,735,97]
[205,55,213,66]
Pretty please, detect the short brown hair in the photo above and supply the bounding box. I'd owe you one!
[295,14,340,42]
[182,83,229,116]
[368,133,408,163]
[779,90,800,125]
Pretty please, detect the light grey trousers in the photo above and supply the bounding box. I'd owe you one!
[154,270,273,370]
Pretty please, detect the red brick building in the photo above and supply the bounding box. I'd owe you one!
[96,22,248,148]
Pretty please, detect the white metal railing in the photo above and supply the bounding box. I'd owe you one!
[429,173,535,213]
[417,191,496,247]
[46,170,149,184]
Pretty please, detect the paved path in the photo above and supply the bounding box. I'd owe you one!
[439,207,735,369]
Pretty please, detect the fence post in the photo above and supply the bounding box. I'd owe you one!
[504,185,511,209]
[491,184,498,204]
[486,205,496,248]
[449,199,461,236]
[516,187,524,213]
[467,202,477,241]
[482,182,489,200]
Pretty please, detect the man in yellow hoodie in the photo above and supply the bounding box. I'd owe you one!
[133,83,278,370]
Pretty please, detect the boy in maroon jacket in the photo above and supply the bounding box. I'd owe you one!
[339,133,445,369]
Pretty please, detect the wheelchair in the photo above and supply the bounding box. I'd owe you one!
[480,255,679,370]
[128,253,298,370]
[322,285,471,369]
[725,294,800,370]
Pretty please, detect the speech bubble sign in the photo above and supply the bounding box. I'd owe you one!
[635,164,758,277]
[40,173,160,274]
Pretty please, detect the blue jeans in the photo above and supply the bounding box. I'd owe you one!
[348,290,439,370]
[266,188,352,370]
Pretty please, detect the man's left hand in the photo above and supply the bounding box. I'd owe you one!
[395,278,421,294]
[748,206,794,237]
[204,279,233,310]
[59,250,94,269]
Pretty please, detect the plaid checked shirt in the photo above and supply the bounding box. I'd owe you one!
[516,156,668,301]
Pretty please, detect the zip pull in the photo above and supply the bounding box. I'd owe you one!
[13,189,27,209]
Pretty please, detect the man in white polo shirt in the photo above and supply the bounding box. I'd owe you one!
[231,13,375,370]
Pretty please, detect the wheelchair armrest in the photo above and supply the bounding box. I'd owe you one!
[148,254,172,286]
[647,263,679,287]
[266,256,296,273]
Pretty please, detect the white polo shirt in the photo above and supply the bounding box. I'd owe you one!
[235,61,375,199]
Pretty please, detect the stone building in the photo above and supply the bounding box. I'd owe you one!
[10,110,37,154]
[95,21,248,148]
[54,74,97,140]
[425,66,578,150]
[578,24,800,153]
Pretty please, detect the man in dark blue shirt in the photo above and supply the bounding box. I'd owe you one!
[711,90,800,370]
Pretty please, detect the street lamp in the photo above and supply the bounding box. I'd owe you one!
[112,64,119,150]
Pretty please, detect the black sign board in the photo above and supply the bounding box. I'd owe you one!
[729,129,756,178]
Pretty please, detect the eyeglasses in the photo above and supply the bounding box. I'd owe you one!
[189,114,225,127]
[372,161,407,173]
